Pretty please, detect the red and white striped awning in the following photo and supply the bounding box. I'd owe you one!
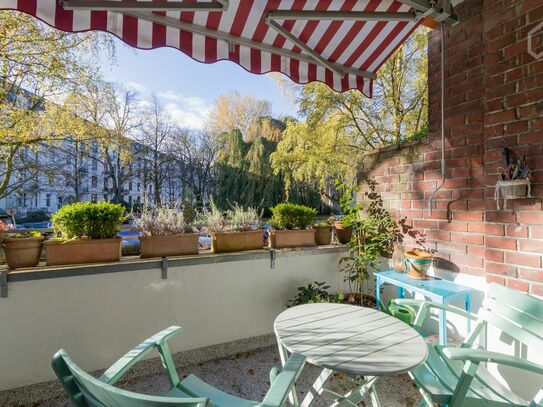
[0,0,453,96]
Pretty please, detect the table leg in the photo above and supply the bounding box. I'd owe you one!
[439,300,447,346]
[300,368,334,407]
[328,376,379,407]
[376,277,381,311]
[399,287,405,299]
[465,292,471,334]
[277,341,300,407]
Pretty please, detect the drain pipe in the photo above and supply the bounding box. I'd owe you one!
[428,22,446,215]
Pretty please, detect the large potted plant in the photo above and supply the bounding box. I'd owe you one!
[46,202,125,266]
[2,221,44,269]
[134,203,198,259]
[269,203,317,249]
[199,202,262,253]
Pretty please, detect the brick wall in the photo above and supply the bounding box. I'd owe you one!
[362,0,543,294]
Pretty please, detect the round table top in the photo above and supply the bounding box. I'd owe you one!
[274,303,428,376]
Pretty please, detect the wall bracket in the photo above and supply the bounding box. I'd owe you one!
[161,257,168,280]
[270,250,276,269]
[1,271,7,298]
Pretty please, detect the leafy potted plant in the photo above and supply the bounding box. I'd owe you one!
[312,221,332,245]
[2,222,44,269]
[134,203,198,259]
[198,201,263,253]
[339,179,403,306]
[269,203,317,249]
[287,281,331,307]
[333,179,356,244]
[46,202,125,266]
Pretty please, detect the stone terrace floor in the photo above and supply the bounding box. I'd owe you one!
[35,345,421,407]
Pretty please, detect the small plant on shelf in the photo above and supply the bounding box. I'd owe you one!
[46,202,126,266]
[269,203,318,249]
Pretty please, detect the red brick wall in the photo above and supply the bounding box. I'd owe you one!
[362,0,543,294]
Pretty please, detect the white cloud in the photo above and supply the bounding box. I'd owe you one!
[158,92,210,130]
[125,81,147,93]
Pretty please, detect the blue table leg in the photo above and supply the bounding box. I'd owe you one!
[398,287,405,299]
[376,277,381,311]
[466,292,471,334]
[439,299,447,346]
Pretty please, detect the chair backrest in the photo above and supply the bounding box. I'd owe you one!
[480,283,543,351]
[52,349,210,407]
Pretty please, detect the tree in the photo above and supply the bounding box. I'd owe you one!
[138,95,175,205]
[271,27,429,202]
[206,90,272,138]
[0,11,114,201]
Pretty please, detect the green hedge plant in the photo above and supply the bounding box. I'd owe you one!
[270,203,317,230]
[52,202,126,240]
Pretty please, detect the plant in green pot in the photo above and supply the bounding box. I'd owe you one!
[46,202,126,266]
[198,201,263,253]
[2,223,44,269]
[134,202,198,259]
[269,203,317,249]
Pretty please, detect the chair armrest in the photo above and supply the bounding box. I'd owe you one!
[443,347,543,376]
[392,299,477,330]
[259,353,306,407]
[99,326,183,385]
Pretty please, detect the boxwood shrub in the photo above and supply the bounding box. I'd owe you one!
[52,202,126,239]
[270,203,317,230]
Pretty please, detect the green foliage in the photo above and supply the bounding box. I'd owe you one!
[339,179,403,304]
[288,281,331,307]
[52,202,126,240]
[21,210,50,223]
[312,221,331,229]
[7,230,41,238]
[270,202,317,230]
[197,200,260,233]
[336,178,364,227]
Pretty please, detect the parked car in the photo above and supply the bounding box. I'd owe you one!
[118,229,140,256]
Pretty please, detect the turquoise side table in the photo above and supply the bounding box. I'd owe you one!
[375,270,473,346]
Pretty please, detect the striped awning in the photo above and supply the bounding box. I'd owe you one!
[0,0,453,96]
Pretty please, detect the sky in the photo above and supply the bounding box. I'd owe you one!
[100,38,298,130]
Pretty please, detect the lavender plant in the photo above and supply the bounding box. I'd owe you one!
[134,203,194,236]
[197,200,261,233]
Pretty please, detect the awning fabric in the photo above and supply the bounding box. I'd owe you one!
[0,0,426,96]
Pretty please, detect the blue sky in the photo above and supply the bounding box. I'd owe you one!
[101,39,298,129]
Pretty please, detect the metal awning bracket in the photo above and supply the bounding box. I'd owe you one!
[59,0,229,12]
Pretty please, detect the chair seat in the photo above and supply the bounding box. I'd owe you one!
[176,374,260,407]
[410,345,529,406]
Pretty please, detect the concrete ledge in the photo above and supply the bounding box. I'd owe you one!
[6,245,347,283]
[0,333,276,406]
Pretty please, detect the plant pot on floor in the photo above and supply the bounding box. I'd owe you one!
[211,230,263,253]
[3,236,45,269]
[139,234,199,259]
[314,227,332,245]
[333,221,353,244]
[45,238,122,266]
[269,229,316,249]
[405,249,433,280]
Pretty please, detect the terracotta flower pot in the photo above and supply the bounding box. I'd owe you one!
[45,238,122,266]
[269,229,316,249]
[314,227,332,245]
[405,248,433,280]
[139,234,199,259]
[211,230,263,253]
[333,221,353,244]
[3,236,44,269]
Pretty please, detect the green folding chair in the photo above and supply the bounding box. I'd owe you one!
[394,283,543,406]
[52,326,306,407]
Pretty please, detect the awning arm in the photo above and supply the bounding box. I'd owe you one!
[60,0,229,12]
[266,10,417,22]
[125,10,377,81]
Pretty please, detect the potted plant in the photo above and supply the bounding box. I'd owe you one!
[333,179,357,244]
[269,203,317,249]
[312,221,332,245]
[46,202,125,266]
[133,203,198,259]
[339,179,403,306]
[198,201,263,253]
[2,224,44,269]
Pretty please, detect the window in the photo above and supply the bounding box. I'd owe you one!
[57,196,63,209]
[46,194,51,208]
[128,196,133,205]
[137,183,141,192]
[136,196,141,204]
[92,158,98,170]
[91,176,97,188]
[91,194,97,203]
[34,194,38,207]
[129,182,133,191]
[104,177,108,190]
